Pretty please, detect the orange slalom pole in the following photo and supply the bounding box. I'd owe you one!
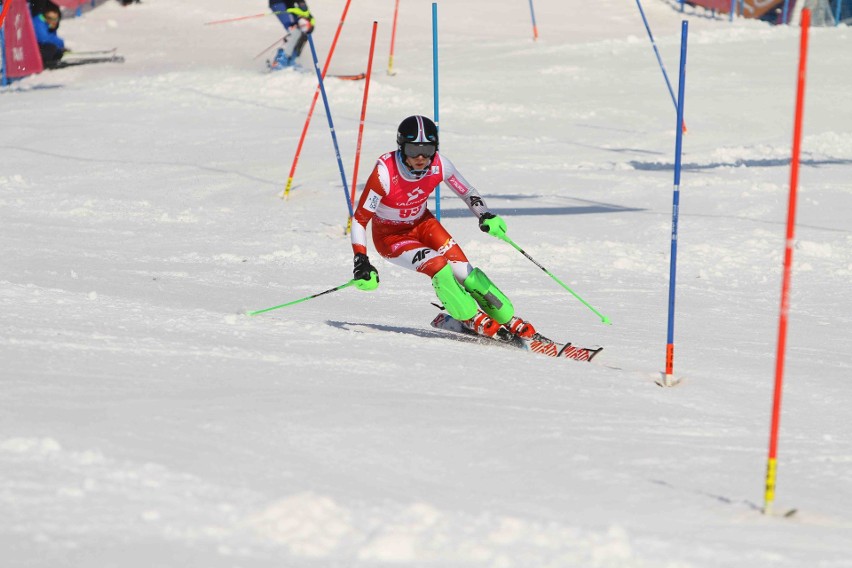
[347,21,379,234]
[387,0,400,75]
[282,0,353,199]
[763,7,810,517]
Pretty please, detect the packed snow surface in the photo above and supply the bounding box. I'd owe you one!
[2,0,851,566]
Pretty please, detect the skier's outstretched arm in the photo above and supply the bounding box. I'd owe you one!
[349,167,384,291]
[438,154,507,238]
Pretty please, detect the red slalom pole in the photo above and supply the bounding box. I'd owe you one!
[204,12,272,26]
[763,8,811,517]
[347,21,379,233]
[282,0,353,199]
[387,0,400,75]
[0,0,12,29]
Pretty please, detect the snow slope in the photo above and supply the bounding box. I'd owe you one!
[2,1,851,566]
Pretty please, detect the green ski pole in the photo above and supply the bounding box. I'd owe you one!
[497,232,611,325]
[247,280,356,316]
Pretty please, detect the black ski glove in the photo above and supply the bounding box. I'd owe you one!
[353,253,379,291]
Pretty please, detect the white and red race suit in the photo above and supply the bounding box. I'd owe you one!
[350,151,492,280]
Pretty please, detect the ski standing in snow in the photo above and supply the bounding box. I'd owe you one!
[349,115,537,340]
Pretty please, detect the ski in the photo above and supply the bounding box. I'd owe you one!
[431,313,603,363]
[328,73,366,81]
[64,48,118,56]
[431,312,527,349]
[53,55,125,69]
[528,336,603,362]
[265,60,365,81]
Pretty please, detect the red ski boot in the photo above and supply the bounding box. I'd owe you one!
[504,316,537,338]
[462,311,501,338]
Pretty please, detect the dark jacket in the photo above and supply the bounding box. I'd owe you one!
[32,14,65,50]
[268,0,310,13]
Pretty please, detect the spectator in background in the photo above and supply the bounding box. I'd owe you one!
[28,0,60,17]
[31,7,66,68]
[268,0,315,69]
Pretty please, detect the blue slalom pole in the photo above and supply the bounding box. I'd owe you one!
[0,29,7,87]
[306,33,353,217]
[664,20,689,387]
[782,0,791,24]
[836,0,843,26]
[527,0,539,40]
[635,0,684,130]
[730,0,736,21]
[432,2,441,221]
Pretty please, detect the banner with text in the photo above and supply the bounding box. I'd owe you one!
[2,0,44,79]
[689,0,787,18]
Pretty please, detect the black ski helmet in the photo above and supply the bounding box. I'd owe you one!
[396,115,439,156]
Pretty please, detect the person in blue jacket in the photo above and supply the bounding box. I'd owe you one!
[31,7,66,68]
[268,0,315,69]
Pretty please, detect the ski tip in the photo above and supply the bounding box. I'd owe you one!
[586,346,604,362]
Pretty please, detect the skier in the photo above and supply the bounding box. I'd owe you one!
[31,6,66,68]
[268,0,315,69]
[349,115,537,339]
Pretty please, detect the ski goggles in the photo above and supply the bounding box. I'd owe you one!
[403,143,437,159]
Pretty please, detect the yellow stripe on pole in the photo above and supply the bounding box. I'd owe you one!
[763,457,778,515]
[282,177,294,199]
